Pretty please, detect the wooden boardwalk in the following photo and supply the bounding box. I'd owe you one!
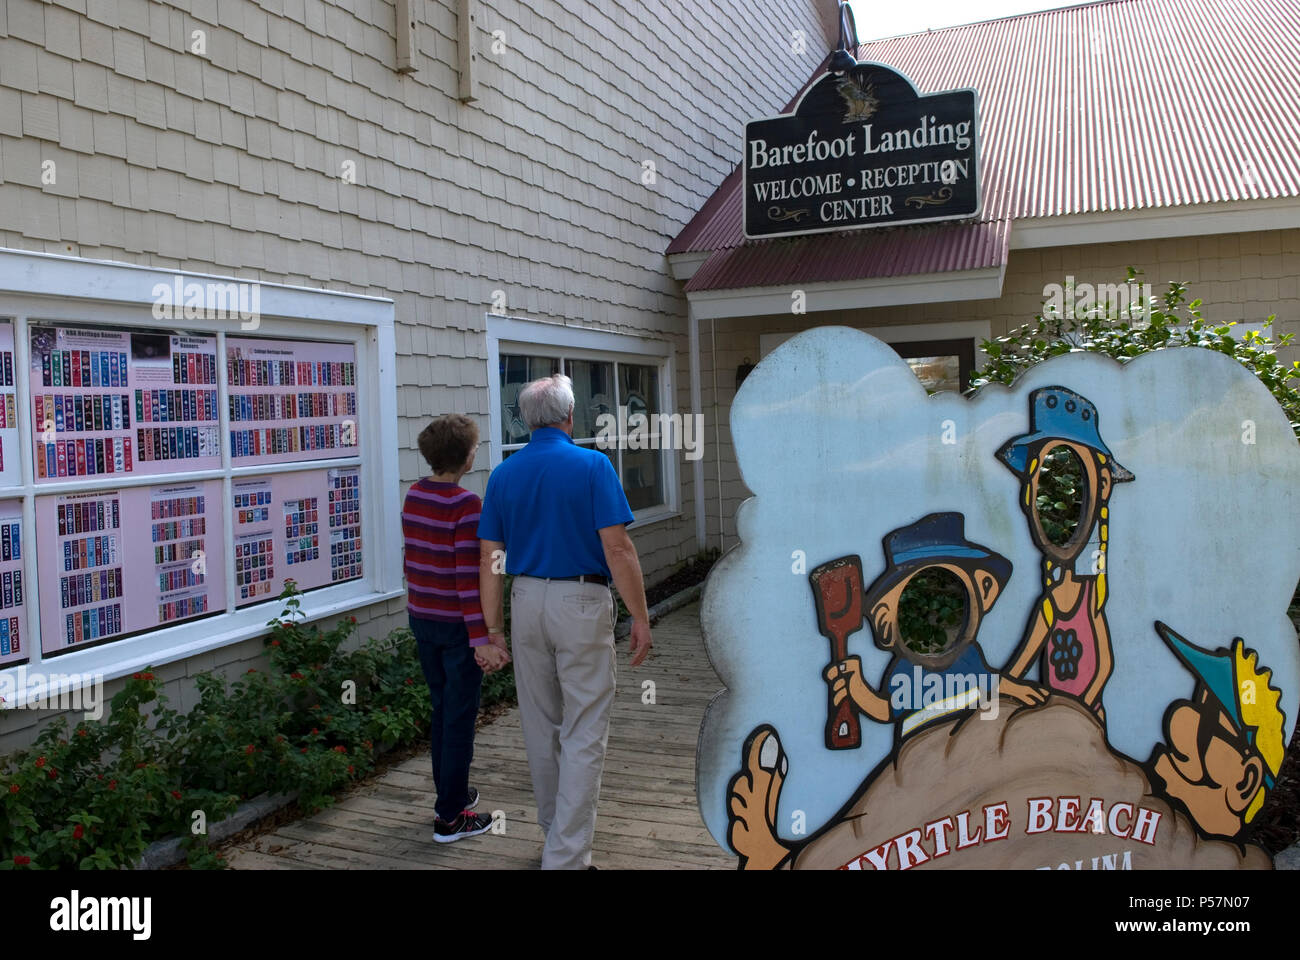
[224,601,735,870]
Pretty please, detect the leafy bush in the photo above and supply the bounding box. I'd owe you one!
[970,267,1300,439]
[0,580,435,870]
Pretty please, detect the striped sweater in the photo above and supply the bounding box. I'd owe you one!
[401,479,489,645]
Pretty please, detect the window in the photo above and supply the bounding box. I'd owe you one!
[891,338,976,394]
[486,315,677,524]
[0,249,401,699]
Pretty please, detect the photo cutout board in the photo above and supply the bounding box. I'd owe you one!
[699,327,1300,870]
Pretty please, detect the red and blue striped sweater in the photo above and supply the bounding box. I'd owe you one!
[401,479,489,646]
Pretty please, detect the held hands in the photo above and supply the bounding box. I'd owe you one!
[475,638,510,674]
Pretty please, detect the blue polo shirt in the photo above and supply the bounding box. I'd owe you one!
[478,427,634,578]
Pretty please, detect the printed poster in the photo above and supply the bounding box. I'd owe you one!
[36,481,226,655]
[0,500,27,666]
[233,468,362,607]
[0,322,18,488]
[29,328,220,483]
[226,337,360,466]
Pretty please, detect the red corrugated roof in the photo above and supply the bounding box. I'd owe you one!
[668,0,1300,287]
[683,218,1009,292]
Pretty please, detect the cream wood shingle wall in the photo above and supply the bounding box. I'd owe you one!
[0,0,830,750]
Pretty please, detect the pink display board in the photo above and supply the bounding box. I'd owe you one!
[226,337,359,466]
[0,322,18,488]
[0,499,27,666]
[233,467,362,607]
[36,480,227,655]
[29,328,220,483]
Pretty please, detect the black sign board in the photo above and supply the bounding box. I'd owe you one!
[744,63,979,239]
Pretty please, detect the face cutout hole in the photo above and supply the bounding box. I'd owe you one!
[897,567,968,657]
[1034,444,1087,549]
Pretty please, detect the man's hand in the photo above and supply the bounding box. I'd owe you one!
[628,619,652,667]
[475,643,510,674]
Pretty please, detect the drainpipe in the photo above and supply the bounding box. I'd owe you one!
[688,306,706,552]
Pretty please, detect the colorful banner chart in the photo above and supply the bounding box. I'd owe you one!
[233,468,362,607]
[226,337,360,466]
[0,500,26,666]
[29,328,220,483]
[0,323,18,488]
[37,481,226,655]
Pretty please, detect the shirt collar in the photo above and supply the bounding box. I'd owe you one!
[529,427,573,444]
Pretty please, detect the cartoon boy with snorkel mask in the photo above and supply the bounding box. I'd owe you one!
[997,386,1134,720]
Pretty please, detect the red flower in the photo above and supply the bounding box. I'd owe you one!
[13,856,29,866]
[47,769,58,780]
[300,747,308,754]
[171,790,182,800]
[276,734,286,742]
[310,728,319,736]
[132,673,142,680]
[108,780,117,791]
[347,765,355,774]
[245,744,256,755]
[349,616,357,625]
[363,740,373,750]
[270,640,281,647]
[142,672,155,681]
[332,745,346,754]
[405,678,414,685]
[8,784,18,794]
[246,669,257,674]
[381,706,389,713]
[135,762,148,769]
[76,728,87,738]
[34,756,46,768]
[290,672,304,680]
[72,824,83,840]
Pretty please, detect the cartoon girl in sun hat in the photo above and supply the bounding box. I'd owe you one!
[997,386,1135,720]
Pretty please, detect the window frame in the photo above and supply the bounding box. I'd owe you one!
[485,314,679,528]
[0,248,401,705]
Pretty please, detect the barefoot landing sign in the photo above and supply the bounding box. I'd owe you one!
[699,328,1300,869]
[743,63,979,239]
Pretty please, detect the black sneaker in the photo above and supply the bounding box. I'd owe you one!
[466,786,479,810]
[433,810,493,843]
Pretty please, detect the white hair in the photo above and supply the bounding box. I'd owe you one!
[519,373,574,429]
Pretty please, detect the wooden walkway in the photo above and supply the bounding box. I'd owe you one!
[224,601,734,870]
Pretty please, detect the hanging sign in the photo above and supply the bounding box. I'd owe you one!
[744,63,978,239]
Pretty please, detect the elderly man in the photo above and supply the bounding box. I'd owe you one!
[478,373,653,870]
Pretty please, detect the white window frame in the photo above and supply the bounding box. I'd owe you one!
[0,248,402,706]
[485,314,679,528]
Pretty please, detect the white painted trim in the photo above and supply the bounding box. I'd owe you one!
[483,314,680,524]
[0,250,399,688]
[685,265,1005,320]
[668,251,711,283]
[1009,196,1300,250]
[0,247,393,328]
[688,308,706,552]
[758,318,993,357]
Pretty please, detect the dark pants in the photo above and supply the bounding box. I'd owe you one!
[410,616,483,822]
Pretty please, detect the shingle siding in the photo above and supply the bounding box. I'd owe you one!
[0,0,828,750]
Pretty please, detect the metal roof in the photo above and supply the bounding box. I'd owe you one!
[668,0,1300,291]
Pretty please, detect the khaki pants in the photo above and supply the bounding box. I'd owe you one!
[510,575,616,869]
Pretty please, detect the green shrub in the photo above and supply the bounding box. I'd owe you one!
[970,267,1300,439]
[0,580,435,870]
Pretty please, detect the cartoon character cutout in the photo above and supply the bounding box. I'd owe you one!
[1148,622,1285,841]
[997,386,1134,718]
[726,513,1042,869]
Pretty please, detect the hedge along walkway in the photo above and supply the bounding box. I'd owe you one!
[223,601,734,870]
